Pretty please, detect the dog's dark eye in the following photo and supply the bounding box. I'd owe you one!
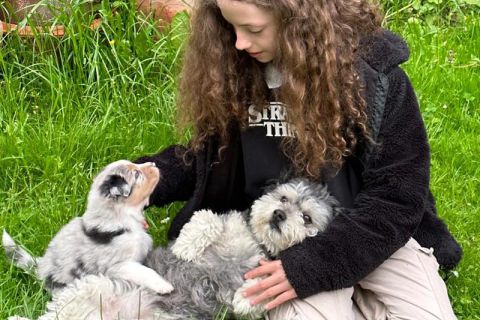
[280,196,288,203]
[303,214,312,224]
[134,170,141,179]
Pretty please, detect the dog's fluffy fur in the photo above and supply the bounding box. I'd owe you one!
[2,160,173,296]
[7,178,339,320]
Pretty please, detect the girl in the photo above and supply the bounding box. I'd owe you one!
[136,0,462,318]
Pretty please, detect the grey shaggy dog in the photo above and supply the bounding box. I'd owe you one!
[2,160,174,297]
[7,178,340,320]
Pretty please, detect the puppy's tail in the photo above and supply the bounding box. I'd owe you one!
[2,229,37,274]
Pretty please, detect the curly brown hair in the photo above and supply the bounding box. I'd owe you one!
[177,0,383,178]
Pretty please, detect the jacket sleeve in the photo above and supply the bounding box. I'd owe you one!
[134,145,196,207]
[280,67,431,298]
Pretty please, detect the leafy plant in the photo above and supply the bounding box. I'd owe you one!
[380,0,480,24]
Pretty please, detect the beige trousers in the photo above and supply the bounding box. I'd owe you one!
[267,238,456,320]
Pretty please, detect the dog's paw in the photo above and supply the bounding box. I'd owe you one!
[151,278,174,294]
[232,294,265,318]
[231,281,266,318]
[171,209,224,262]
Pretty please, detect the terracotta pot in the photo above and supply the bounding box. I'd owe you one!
[0,0,59,23]
[136,0,191,23]
[1,0,191,37]
[1,17,101,37]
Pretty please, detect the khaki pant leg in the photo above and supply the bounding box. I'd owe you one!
[356,238,457,320]
[266,287,355,320]
[353,285,388,320]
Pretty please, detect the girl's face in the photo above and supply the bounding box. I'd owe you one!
[217,0,279,63]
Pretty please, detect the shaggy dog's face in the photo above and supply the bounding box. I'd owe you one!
[249,179,339,256]
[89,160,160,209]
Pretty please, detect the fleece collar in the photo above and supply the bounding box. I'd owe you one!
[357,29,410,73]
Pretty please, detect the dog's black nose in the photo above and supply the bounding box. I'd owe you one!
[272,209,286,223]
[270,210,286,232]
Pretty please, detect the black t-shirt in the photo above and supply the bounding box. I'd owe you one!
[241,102,292,204]
[240,63,363,208]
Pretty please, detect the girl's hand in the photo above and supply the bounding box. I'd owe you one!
[243,259,297,310]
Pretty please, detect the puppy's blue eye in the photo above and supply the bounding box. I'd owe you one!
[134,170,141,179]
[303,214,312,224]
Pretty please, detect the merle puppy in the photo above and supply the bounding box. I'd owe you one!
[3,160,173,296]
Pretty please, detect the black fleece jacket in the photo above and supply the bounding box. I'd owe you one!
[135,30,462,299]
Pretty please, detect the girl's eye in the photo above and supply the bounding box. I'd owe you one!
[249,29,263,34]
[280,196,288,203]
[303,214,312,224]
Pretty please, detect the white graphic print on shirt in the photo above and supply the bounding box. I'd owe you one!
[248,102,296,137]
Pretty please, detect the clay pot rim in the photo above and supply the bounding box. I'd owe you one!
[1,1,190,37]
[1,18,102,37]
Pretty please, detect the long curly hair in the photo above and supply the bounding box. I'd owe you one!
[177,0,383,178]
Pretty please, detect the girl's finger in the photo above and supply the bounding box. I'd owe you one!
[244,260,281,279]
[265,289,297,310]
[243,271,285,297]
[250,280,291,305]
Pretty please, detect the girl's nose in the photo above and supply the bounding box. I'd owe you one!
[235,33,251,51]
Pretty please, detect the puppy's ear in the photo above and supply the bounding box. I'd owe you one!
[262,169,296,195]
[311,182,342,215]
[331,204,343,217]
[241,208,252,224]
[99,174,131,199]
[278,169,296,184]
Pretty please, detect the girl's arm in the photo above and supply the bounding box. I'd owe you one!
[135,145,196,207]
[280,67,430,298]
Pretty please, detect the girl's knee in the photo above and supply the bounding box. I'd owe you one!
[268,287,356,320]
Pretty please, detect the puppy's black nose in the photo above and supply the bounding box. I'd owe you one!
[270,209,286,232]
[272,209,286,223]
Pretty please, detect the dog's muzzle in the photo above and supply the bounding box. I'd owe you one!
[270,209,286,232]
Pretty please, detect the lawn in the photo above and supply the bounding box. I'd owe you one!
[0,2,479,319]
[386,14,480,319]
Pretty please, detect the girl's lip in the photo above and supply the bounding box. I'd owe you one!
[248,51,262,56]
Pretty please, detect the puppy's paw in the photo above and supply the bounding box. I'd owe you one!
[150,278,174,294]
[232,280,266,319]
[171,209,224,262]
[232,294,265,318]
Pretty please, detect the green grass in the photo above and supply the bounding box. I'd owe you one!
[386,14,480,319]
[0,1,188,317]
[0,1,479,319]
